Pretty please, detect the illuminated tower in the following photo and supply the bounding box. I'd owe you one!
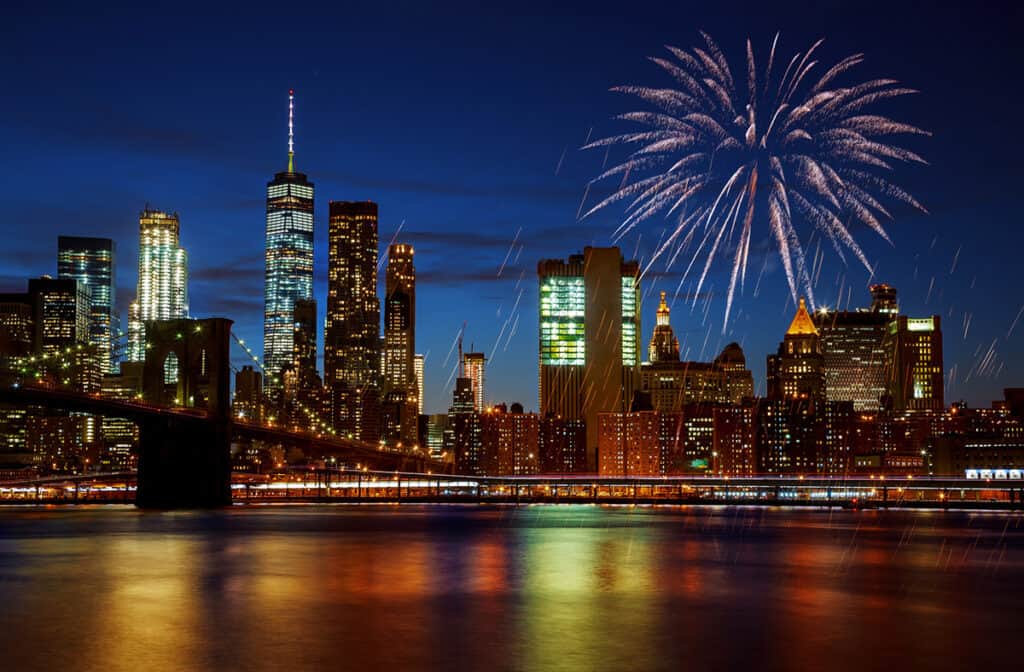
[325,201,381,441]
[462,351,486,412]
[57,236,117,373]
[885,315,944,412]
[538,247,640,471]
[127,209,188,361]
[291,298,319,390]
[813,285,897,411]
[384,244,416,395]
[648,291,680,363]
[414,354,425,414]
[767,298,825,402]
[263,89,315,384]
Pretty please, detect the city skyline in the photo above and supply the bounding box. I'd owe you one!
[5,7,1024,672]
[2,3,1023,415]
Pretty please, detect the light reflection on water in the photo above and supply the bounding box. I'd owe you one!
[1,505,1022,671]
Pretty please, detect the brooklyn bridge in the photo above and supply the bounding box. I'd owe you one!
[0,316,446,508]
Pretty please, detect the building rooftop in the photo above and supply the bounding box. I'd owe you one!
[786,298,819,336]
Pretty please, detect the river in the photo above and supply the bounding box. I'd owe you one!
[1,505,1022,671]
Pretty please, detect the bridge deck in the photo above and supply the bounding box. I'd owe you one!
[3,470,1023,510]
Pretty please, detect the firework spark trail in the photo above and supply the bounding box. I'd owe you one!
[442,323,465,370]
[1007,304,1024,338]
[555,145,568,175]
[497,227,523,278]
[502,311,520,352]
[377,220,406,272]
[490,287,525,364]
[585,32,927,329]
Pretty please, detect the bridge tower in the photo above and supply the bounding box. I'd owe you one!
[137,318,233,507]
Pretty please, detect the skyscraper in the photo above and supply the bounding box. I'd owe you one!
[640,296,754,410]
[57,237,117,373]
[414,354,425,415]
[448,377,481,474]
[462,351,486,412]
[648,291,680,363]
[813,284,897,411]
[127,208,188,361]
[384,244,416,397]
[767,298,825,402]
[27,277,90,355]
[886,315,944,412]
[28,277,98,391]
[263,90,315,384]
[291,298,319,390]
[538,247,640,470]
[325,201,381,441]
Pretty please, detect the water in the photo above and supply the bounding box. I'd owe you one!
[1,505,1022,671]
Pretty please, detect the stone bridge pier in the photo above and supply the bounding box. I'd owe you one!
[136,317,233,508]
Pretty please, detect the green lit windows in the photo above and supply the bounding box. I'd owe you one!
[622,277,638,366]
[540,276,584,365]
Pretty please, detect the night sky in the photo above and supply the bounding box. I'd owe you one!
[3,1,1022,413]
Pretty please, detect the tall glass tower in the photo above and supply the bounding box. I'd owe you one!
[127,209,188,361]
[57,236,118,372]
[538,247,640,471]
[263,89,314,385]
[384,243,415,395]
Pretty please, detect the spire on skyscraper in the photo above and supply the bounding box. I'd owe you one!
[287,89,295,173]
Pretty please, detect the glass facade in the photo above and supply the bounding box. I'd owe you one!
[539,276,584,365]
[263,173,314,382]
[384,244,415,394]
[324,201,380,390]
[622,276,639,366]
[57,237,117,373]
[127,209,188,362]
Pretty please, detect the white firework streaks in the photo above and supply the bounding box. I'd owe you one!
[583,32,929,329]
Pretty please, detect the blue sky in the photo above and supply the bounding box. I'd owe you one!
[2,1,1022,412]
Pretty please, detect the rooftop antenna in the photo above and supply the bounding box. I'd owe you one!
[458,322,466,378]
[287,89,295,172]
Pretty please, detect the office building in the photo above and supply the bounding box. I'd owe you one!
[324,200,381,440]
[448,377,482,474]
[324,200,380,389]
[462,351,486,412]
[57,236,117,373]
[426,413,448,460]
[538,247,640,471]
[382,244,417,445]
[27,277,90,355]
[99,362,142,471]
[291,298,319,390]
[384,244,416,393]
[641,287,754,414]
[263,90,315,384]
[641,345,754,411]
[234,365,263,423]
[767,298,825,402]
[0,293,34,362]
[885,315,944,413]
[414,354,425,415]
[648,291,680,363]
[127,208,188,362]
[813,284,897,411]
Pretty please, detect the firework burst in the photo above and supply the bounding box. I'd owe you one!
[584,32,928,327]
